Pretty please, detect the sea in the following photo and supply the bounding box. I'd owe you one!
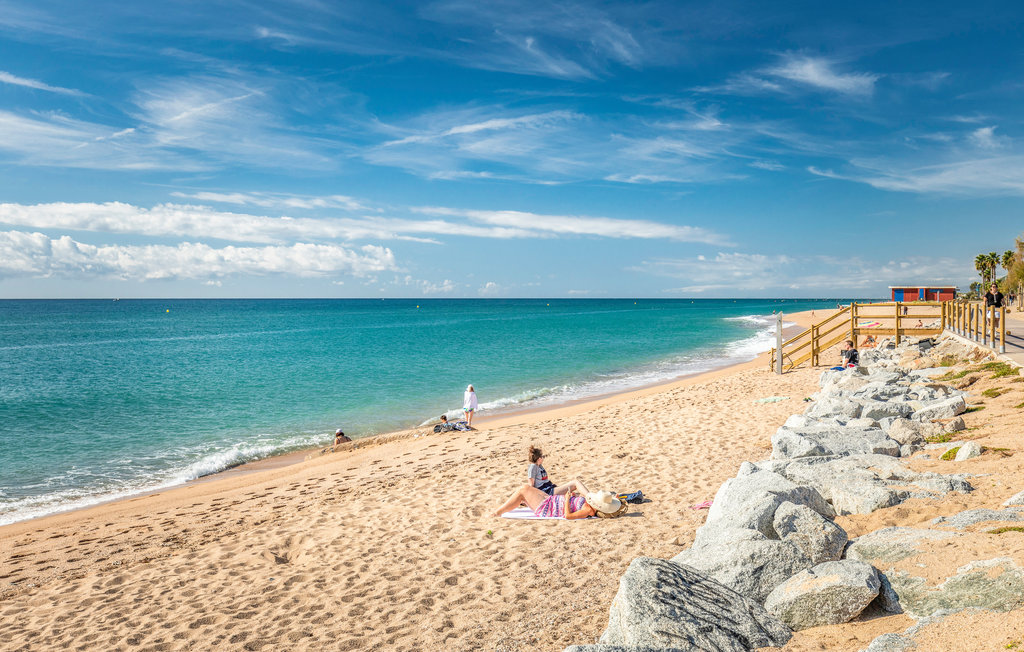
[0,298,849,526]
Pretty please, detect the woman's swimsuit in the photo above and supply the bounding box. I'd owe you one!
[534,495,587,518]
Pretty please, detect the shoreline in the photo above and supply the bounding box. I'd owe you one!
[1,312,817,530]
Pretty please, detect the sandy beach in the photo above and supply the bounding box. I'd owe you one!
[3,308,1024,651]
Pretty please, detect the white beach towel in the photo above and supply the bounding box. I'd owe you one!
[500,507,594,520]
[501,507,558,519]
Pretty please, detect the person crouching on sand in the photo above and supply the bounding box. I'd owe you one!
[492,479,627,519]
[463,384,478,427]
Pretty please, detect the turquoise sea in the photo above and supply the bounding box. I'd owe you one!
[0,298,848,525]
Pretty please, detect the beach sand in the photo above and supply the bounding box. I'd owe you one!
[2,308,1023,651]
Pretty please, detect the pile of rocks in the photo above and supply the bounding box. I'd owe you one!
[566,336,1024,652]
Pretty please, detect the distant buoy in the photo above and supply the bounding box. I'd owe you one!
[166,309,170,313]
[547,303,550,306]
[416,305,420,308]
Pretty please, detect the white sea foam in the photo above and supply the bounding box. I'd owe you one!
[0,431,326,526]
[430,313,794,420]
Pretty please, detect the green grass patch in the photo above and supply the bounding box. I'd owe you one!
[938,369,975,380]
[940,446,961,461]
[988,526,1024,535]
[925,433,953,444]
[982,387,1007,398]
[985,447,1015,457]
[1015,401,1024,409]
[937,355,960,367]
[1012,377,1024,383]
[979,361,1020,378]
[964,406,986,413]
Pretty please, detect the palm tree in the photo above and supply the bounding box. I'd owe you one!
[976,253,989,286]
[1003,250,1015,278]
[987,252,1000,288]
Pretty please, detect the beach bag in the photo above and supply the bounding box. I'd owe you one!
[618,490,644,504]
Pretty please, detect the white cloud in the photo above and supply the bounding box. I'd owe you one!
[0,230,396,281]
[632,252,971,294]
[969,126,1004,149]
[478,281,501,296]
[0,70,83,95]
[0,200,726,245]
[810,156,1024,196]
[415,206,731,244]
[767,55,879,96]
[170,191,369,211]
[399,275,456,294]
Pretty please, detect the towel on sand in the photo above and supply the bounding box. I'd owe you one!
[500,507,593,520]
[754,396,790,404]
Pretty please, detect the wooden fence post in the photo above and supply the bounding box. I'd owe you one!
[775,313,783,374]
[894,302,901,345]
[1000,306,1006,353]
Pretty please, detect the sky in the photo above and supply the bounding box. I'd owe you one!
[1,0,1022,299]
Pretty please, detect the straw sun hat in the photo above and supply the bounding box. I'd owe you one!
[585,490,628,518]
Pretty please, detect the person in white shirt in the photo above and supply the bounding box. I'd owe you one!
[463,384,478,427]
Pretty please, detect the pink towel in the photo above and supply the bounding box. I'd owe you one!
[690,500,713,510]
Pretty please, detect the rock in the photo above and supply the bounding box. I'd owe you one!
[931,507,1024,529]
[599,557,791,650]
[885,419,929,447]
[911,396,966,422]
[845,527,957,564]
[804,397,862,420]
[860,400,915,421]
[859,632,916,652]
[771,426,901,461]
[1004,489,1024,506]
[872,571,903,614]
[763,560,881,630]
[766,454,972,516]
[565,642,684,646]
[704,469,834,536]
[953,441,981,461]
[885,558,1024,618]
[673,527,814,603]
[773,502,848,565]
[942,416,966,433]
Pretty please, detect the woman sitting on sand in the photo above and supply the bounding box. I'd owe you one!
[493,478,627,520]
[526,445,568,496]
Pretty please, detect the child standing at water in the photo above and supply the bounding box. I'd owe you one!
[463,384,478,427]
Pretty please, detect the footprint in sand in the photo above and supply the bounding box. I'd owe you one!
[261,534,310,565]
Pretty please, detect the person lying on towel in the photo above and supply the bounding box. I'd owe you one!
[492,478,627,519]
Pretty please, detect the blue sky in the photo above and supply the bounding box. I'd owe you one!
[0,0,1022,298]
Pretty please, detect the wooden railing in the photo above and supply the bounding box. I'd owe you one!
[768,301,996,372]
[946,299,1007,354]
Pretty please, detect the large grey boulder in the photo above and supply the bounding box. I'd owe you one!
[846,527,956,564]
[704,468,834,536]
[773,502,848,565]
[566,647,687,652]
[673,527,814,603]
[599,557,792,650]
[764,560,881,630]
[804,397,862,420]
[911,395,966,422]
[771,426,900,460]
[860,400,915,421]
[885,558,1024,618]
[953,441,982,461]
[764,454,973,515]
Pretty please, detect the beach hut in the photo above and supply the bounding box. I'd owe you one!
[889,285,957,302]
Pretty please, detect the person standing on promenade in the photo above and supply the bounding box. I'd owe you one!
[985,283,1005,326]
[463,384,478,427]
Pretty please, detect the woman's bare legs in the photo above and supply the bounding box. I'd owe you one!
[493,484,549,516]
[553,478,589,497]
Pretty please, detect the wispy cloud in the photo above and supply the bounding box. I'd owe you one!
[767,55,879,96]
[0,200,728,245]
[633,252,970,293]
[0,230,396,281]
[697,54,879,98]
[969,126,1004,149]
[0,70,82,95]
[415,207,732,244]
[170,191,369,211]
